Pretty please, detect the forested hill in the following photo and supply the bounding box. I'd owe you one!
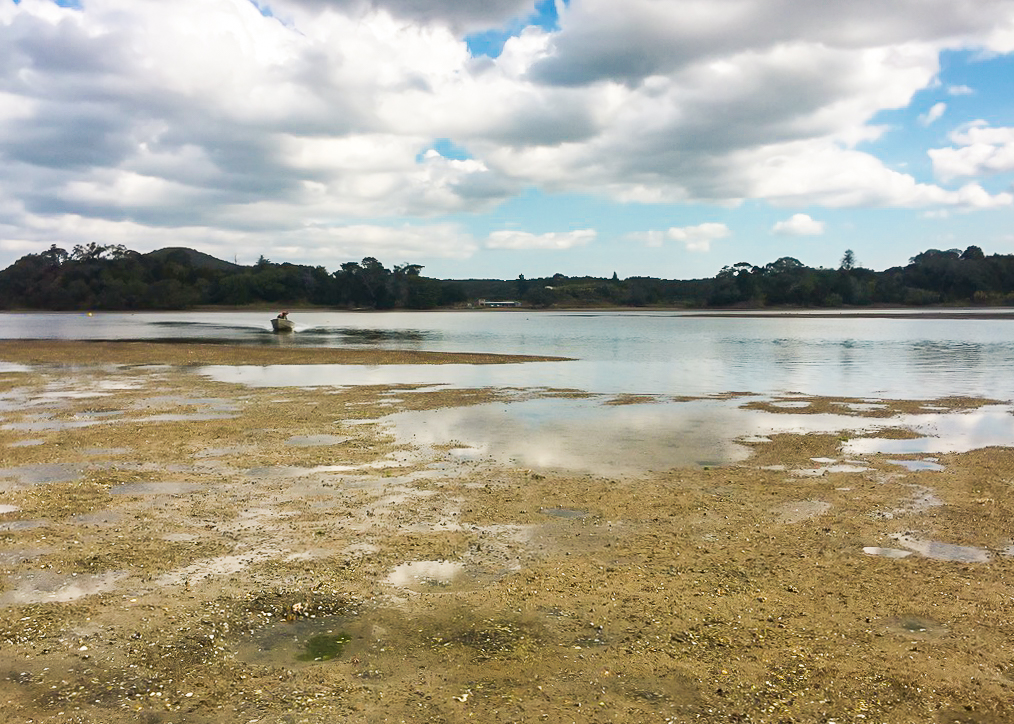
[1,242,1013,311]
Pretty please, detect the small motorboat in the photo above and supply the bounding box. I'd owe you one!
[271,312,294,332]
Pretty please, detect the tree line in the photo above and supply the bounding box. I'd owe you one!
[0,244,465,310]
[1,242,1013,311]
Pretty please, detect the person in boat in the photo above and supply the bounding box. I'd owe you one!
[277,311,289,319]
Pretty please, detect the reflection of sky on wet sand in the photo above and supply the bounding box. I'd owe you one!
[844,406,1014,455]
[378,399,1014,475]
[195,357,1014,475]
[377,398,879,475]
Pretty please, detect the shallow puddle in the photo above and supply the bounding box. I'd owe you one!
[0,519,48,531]
[863,546,913,559]
[0,547,48,565]
[874,485,944,519]
[386,560,465,591]
[154,548,279,587]
[0,463,84,487]
[793,463,869,477]
[379,397,759,475]
[844,405,1014,455]
[234,616,360,667]
[888,533,990,563]
[0,504,18,513]
[0,570,126,605]
[884,615,947,638]
[3,417,104,432]
[195,365,1014,474]
[886,458,945,472]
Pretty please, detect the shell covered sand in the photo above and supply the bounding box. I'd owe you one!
[0,342,1011,723]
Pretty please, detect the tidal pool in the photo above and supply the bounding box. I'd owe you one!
[373,396,905,475]
[888,533,991,563]
[843,405,1014,455]
[199,357,1014,475]
[235,616,358,667]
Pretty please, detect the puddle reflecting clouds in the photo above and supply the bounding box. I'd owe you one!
[887,533,991,563]
[389,397,1014,476]
[378,397,894,475]
[201,360,1014,475]
[386,560,464,590]
[844,406,1014,455]
[886,458,945,472]
[381,398,755,474]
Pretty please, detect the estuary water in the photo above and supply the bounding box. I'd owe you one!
[3,309,1013,473]
[4,309,1014,399]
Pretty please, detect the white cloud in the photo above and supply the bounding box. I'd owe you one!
[929,122,1014,181]
[772,213,825,236]
[667,223,730,252]
[625,230,665,248]
[271,0,536,34]
[918,102,947,126]
[948,84,974,95]
[1,0,1013,270]
[486,229,596,250]
[0,208,477,267]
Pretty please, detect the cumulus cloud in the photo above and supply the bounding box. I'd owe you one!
[772,213,825,236]
[919,102,947,126]
[0,0,1013,269]
[486,229,596,250]
[929,122,1014,181]
[667,223,730,252]
[268,0,537,33]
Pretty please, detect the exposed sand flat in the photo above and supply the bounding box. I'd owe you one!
[0,342,1010,723]
[0,340,568,366]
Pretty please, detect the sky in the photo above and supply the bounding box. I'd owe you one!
[1,0,1014,280]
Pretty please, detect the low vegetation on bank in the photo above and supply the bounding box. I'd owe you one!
[2,242,1013,311]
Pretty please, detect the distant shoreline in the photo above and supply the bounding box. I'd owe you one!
[3,305,1014,319]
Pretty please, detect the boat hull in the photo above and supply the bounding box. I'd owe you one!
[271,317,295,332]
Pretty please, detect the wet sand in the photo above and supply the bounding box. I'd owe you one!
[0,341,1011,723]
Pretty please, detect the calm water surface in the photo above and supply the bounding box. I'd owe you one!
[3,310,1014,398]
[3,310,1013,472]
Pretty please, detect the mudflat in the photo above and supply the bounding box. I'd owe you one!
[0,341,1011,723]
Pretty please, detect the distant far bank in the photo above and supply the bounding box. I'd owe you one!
[2,242,1013,312]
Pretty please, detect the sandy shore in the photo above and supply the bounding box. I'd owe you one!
[0,341,1011,723]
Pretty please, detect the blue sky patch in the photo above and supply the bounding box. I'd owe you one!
[466,0,561,58]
